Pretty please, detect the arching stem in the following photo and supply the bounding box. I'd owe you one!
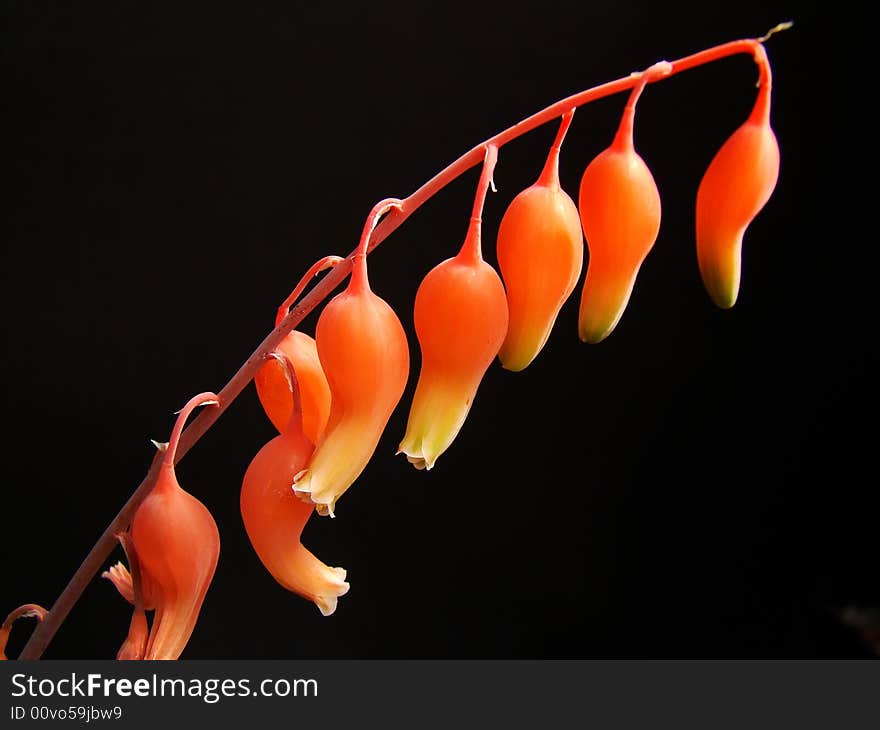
[18,27,789,660]
[612,61,672,151]
[161,393,220,475]
[275,256,344,328]
[351,198,403,293]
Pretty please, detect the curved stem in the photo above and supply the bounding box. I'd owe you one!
[351,198,403,293]
[611,61,671,151]
[161,393,220,475]
[537,110,574,187]
[1,604,47,660]
[460,145,498,263]
[18,30,786,660]
[275,256,344,328]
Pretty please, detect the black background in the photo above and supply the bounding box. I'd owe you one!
[2,1,876,659]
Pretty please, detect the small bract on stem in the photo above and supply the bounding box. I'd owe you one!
[16,27,789,659]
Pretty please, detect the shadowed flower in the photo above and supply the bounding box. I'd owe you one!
[243,354,348,614]
[399,146,508,469]
[696,53,779,309]
[255,330,331,444]
[106,393,221,660]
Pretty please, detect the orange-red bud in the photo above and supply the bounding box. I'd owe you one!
[497,113,583,371]
[696,82,779,309]
[578,88,661,344]
[293,257,409,515]
[130,469,219,659]
[126,393,221,660]
[398,247,508,469]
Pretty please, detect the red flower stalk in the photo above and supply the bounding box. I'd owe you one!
[496,112,583,371]
[577,63,668,343]
[107,393,221,660]
[242,353,349,614]
[398,146,509,469]
[294,200,410,516]
[254,256,339,442]
[696,45,780,309]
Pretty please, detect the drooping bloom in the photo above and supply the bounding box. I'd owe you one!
[696,59,779,309]
[497,112,583,371]
[242,354,349,615]
[578,81,661,343]
[399,146,508,469]
[294,200,410,516]
[106,393,221,660]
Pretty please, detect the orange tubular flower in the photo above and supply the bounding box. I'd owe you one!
[255,256,339,442]
[242,354,349,615]
[497,112,583,371]
[294,200,410,516]
[398,146,508,470]
[578,70,664,344]
[696,48,779,309]
[107,393,221,660]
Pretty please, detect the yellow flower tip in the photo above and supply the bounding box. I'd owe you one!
[315,500,336,518]
[710,286,738,310]
[397,437,435,470]
[578,321,614,345]
[499,354,530,373]
[697,233,742,310]
[497,321,547,370]
[409,454,429,470]
[400,449,430,471]
[314,567,350,617]
[577,270,636,345]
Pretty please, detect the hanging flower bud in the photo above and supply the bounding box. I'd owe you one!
[255,256,340,442]
[578,71,664,344]
[242,353,349,615]
[294,200,409,516]
[399,146,508,469]
[1,604,47,660]
[696,51,779,309]
[497,112,583,371]
[120,393,221,660]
